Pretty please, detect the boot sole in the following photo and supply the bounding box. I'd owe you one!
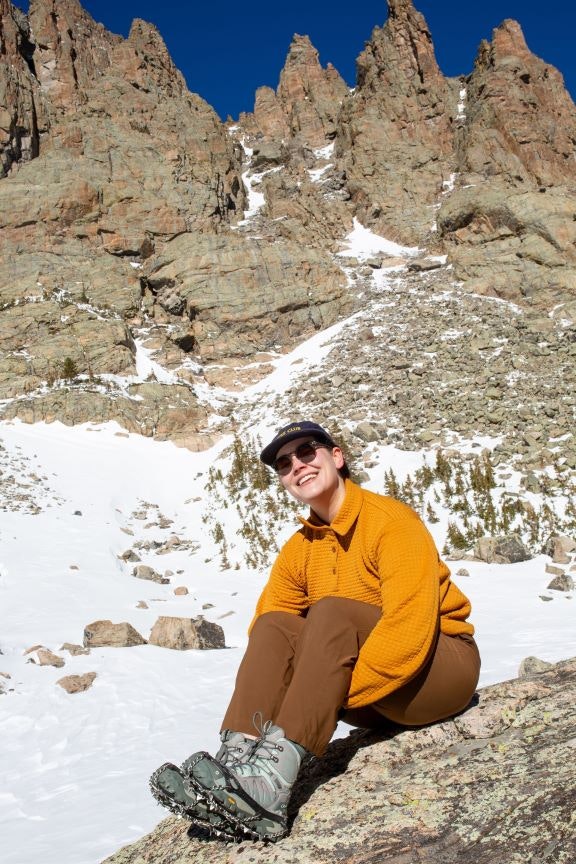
[183,752,289,842]
[149,762,240,842]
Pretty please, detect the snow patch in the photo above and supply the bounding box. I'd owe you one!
[338,218,420,261]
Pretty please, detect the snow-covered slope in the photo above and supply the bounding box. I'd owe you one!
[1,225,575,864]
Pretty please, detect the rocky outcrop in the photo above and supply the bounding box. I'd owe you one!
[102,656,576,863]
[0,0,357,438]
[242,35,349,149]
[335,0,456,245]
[438,19,576,307]
[83,620,147,648]
[460,19,576,189]
[145,233,349,362]
[148,616,226,651]
[0,0,49,175]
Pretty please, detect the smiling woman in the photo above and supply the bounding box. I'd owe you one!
[150,419,481,842]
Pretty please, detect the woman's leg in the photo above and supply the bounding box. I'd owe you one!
[220,611,305,736]
[359,632,480,727]
[275,597,381,755]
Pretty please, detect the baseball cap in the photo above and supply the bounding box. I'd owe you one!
[259,421,337,466]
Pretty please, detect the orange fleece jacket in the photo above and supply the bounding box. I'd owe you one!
[251,480,474,709]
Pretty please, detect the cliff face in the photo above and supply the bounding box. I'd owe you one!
[0,0,349,444]
[103,657,576,863]
[335,0,456,245]
[438,18,576,302]
[1,0,575,443]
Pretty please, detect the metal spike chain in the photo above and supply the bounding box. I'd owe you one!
[180,752,289,842]
[149,763,241,842]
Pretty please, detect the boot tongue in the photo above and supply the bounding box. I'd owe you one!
[261,724,286,742]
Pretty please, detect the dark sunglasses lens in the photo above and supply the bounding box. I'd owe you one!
[295,442,317,462]
[274,442,318,474]
[274,455,292,474]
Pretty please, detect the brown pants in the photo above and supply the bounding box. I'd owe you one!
[222,596,481,756]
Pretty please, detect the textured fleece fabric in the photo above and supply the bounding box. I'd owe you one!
[251,480,474,709]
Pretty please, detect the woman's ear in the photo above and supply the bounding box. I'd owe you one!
[331,447,345,470]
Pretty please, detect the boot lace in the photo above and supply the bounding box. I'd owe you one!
[230,712,285,777]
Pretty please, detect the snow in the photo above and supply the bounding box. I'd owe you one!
[338,218,420,260]
[133,338,179,384]
[457,86,467,120]
[1,219,575,863]
[313,143,335,159]
[308,163,332,182]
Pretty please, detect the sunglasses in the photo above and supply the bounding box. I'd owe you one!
[273,440,331,476]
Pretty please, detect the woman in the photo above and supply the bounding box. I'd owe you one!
[150,421,480,841]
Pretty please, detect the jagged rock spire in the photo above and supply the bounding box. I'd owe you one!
[462,18,576,187]
[244,33,348,148]
[357,0,443,92]
[336,0,456,244]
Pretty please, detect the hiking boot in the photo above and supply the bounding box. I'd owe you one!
[186,723,306,840]
[181,729,253,775]
[148,762,237,840]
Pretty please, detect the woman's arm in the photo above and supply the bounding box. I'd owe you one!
[248,537,309,631]
[345,514,441,708]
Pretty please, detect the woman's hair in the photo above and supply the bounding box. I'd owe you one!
[338,460,351,480]
[331,434,351,480]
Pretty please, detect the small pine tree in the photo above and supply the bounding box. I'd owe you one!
[426,502,439,524]
[446,521,468,550]
[384,468,400,498]
[434,450,452,483]
[62,357,78,380]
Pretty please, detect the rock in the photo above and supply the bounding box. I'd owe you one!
[353,422,379,443]
[474,534,532,564]
[83,620,147,648]
[336,0,455,245]
[56,672,97,694]
[148,616,225,650]
[438,15,576,307]
[518,656,554,677]
[544,535,576,563]
[146,233,349,363]
[102,656,576,864]
[547,574,575,593]
[242,34,349,148]
[35,648,65,668]
[173,586,189,596]
[0,671,11,694]
[120,549,141,563]
[407,258,443,272]
[23,645,65,667]
[60,642,90,656]
[132,564,170,585]
[545,563,565,577]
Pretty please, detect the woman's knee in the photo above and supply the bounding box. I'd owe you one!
[249,611,305,643]
[306,596,380,630]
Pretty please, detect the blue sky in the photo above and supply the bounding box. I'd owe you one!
[16,1,576,120]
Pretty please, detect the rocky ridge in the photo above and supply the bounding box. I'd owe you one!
[103,656,576,864]
[1,0,575,444]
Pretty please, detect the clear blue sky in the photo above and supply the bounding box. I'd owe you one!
[16,1,576,120]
